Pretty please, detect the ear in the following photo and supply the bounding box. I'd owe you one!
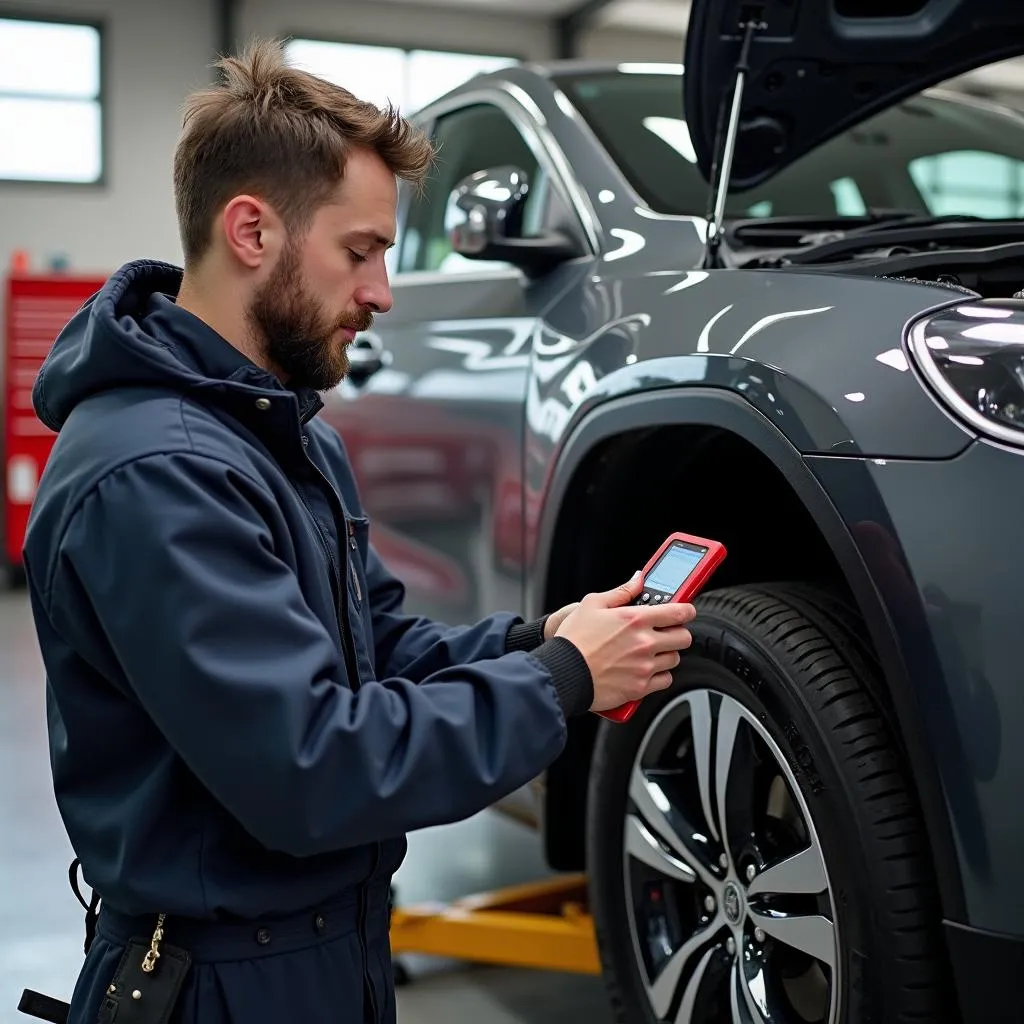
[220,195,283,269]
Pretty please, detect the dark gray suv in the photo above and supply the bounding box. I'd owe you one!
[322,3,1024,1021]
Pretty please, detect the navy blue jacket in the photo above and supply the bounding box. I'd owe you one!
[22,260,592,922]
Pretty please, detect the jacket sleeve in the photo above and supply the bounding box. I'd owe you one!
[363,540,550,684]
[47,452,593,858]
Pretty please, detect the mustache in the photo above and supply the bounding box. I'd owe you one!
[336,308,374,335]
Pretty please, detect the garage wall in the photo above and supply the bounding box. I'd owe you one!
[0,0,213,273]
[0,0,672,275]
[7,0,1018,279]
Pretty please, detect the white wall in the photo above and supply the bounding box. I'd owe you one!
[0,0,673,277]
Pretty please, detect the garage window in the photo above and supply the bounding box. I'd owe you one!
[0,16,104,184]
[284,38,516,114]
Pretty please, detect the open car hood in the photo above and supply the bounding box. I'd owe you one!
[683,0,1024,191]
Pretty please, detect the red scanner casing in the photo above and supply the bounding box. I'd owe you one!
[597,531,727,723]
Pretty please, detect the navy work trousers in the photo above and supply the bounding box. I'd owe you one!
[66,883,396,1024]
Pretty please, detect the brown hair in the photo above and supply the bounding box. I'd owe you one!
[173,38,434,265]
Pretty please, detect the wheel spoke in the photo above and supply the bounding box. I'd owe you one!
[713,697,742,867]
[649,924,718,1020]
[673,945,718,1024]
[747,907,836,970]
[688,690,718,842]
[686,692,743,859]
[748,843,827,899]
[625,813,697,884]
[629,767,719,889]
[729,960,748,1024]
[738,958,771,1024]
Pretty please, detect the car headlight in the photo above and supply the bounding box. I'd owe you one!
[907,299,1024,447]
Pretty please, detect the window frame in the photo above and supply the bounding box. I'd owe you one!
[0,10,108,188]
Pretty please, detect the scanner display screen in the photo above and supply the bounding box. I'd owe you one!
[645,542,707,595]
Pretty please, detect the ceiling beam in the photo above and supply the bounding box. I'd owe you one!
[555,0,619,57]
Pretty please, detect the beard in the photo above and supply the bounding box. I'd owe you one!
[245,239,374,392]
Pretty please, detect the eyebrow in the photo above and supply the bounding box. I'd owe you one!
[347,229,395,250]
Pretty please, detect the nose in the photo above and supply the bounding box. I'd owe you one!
[354,273,393,315]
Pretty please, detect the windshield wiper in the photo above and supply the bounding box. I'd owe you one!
[727,211,986,248]
[820,212,991,235]
[727,213,907,248]
[751,218,1024,266]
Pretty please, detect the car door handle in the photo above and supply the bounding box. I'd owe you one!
[347,332,387,385]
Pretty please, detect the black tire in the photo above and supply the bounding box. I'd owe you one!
[587,583,952,1024]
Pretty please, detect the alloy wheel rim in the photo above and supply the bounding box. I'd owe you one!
[623,687,840,1024]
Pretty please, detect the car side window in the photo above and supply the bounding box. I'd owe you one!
[397,103,547,274]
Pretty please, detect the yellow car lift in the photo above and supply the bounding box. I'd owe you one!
[388,874,602,978]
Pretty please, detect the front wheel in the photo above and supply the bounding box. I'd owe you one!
[586,584,952,1024]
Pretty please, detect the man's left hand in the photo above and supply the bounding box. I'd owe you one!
[543,601,580,641]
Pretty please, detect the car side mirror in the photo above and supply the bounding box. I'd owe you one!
[446,165,578,276]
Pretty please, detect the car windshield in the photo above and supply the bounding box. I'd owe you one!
[553,69,1024,221]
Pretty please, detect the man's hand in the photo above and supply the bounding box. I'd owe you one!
[554,572,696,714]
[543,601,580,641]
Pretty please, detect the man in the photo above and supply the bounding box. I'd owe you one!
[20,39,695,1024]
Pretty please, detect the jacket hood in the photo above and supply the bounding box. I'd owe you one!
[33,259,299,433]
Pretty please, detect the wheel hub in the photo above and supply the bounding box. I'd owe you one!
[722,880,744,926]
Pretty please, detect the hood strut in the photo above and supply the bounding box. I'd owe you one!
[702,11,766,268]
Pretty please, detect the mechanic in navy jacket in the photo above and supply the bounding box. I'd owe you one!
[20,39,695,1024]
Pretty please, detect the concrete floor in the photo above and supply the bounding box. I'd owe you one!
[0,589,615,1023]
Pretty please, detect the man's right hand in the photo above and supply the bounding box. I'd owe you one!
[554,572,696,714]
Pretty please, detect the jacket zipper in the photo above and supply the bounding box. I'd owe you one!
[292,487,346,638]
[298,436,361,687]
[346,518,380,1022]
[301,436,379,1022]
[347,520,362,602]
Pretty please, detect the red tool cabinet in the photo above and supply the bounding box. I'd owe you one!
[2,272,106,571]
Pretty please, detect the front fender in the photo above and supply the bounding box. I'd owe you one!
[527,386,966,924]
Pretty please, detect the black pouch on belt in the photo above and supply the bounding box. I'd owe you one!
[95,915,191,1024]
[19,867,189,1024]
